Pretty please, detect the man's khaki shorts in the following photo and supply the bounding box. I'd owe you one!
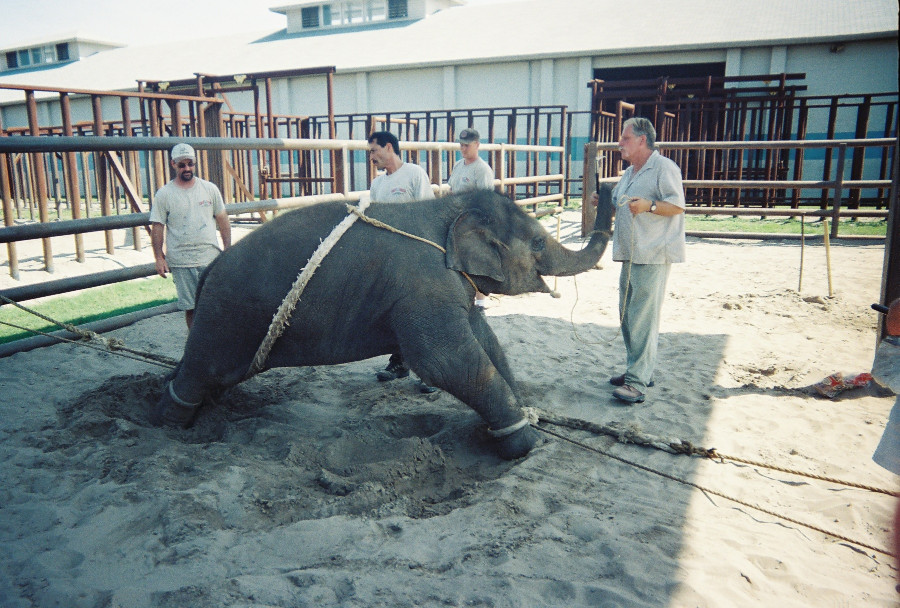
[171,266,204,311]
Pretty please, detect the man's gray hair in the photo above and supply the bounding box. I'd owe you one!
[624,117,657,150]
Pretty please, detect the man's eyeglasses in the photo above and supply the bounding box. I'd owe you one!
[176,160,195,168]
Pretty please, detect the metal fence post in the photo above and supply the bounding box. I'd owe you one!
[831,143,846,239]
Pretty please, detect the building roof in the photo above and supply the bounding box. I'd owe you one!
[0,0,896,104]
[0,32,124,55]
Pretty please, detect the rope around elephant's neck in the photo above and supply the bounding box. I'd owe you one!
[345,205,446,253]
[344,206,481,295]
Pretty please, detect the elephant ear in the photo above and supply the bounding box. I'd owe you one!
[445,210,506,282]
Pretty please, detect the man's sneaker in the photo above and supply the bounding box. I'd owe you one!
[609,374,654,388]
[613,384,645,404]
[377,360,410,382]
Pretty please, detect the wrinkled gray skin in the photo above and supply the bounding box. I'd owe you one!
[152,188,613,459]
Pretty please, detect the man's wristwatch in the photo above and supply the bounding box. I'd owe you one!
[649,201,657,214]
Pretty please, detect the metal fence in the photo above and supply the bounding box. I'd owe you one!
[580,138,897,238]
[0,135,566,282]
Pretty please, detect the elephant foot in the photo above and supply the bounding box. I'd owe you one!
[493,422,540,460]
[149,381,200,429]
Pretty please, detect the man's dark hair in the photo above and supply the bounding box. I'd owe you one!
[368,131,400,154]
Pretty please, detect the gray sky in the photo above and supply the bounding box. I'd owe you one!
[0,0,514,49]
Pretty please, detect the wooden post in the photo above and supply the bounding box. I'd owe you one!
[429,149,441,193]
[60,92,84,262]
[582,142,599,238]
[25,90,54,272]
[831,143,846,240]
[848,95,871,210]
[332,142,345,195]
[823,219,833,297]
[91,94,114,254]
[820,96,839,208]
[0,115,18,279]
[148,99,165,203]
[265,77,277,198]
[253,79,266,202]
[120,96,141,250]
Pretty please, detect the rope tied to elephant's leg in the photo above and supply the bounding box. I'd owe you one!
[243,199,372,380]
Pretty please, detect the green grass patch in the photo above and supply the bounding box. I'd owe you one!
[684,215,887,236]
[563,198,886,236]
[0,276,176,345]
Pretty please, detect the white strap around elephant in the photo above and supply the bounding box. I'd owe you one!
[244,198,372,380]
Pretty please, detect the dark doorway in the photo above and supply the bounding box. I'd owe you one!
[593,62,726,83]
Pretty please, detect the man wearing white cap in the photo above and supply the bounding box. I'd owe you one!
[150,143,231,329]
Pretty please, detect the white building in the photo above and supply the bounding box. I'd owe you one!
[0,0,896,199]
[0,0,895,127]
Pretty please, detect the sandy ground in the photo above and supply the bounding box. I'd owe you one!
[0,212,897,607]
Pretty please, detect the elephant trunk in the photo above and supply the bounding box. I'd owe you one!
[539,185,613,277]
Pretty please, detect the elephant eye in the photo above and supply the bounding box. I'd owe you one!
[531,236,546,252]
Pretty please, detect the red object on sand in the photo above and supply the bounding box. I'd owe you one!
[813,372,874,399]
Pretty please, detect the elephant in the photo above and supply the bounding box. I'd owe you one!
[151,187,613,459]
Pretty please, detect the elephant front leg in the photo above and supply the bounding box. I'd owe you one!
[468,307,522,402]
[456,357,540,460]
[402,318,539,459]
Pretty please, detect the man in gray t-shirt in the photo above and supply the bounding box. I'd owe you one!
[448,128,495,194]
[448,128,495,308]
[366,131,437,393]
[150,143,231,329]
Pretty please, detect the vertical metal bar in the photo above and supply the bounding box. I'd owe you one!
[879,142,900,340]
[582,142,599,237]
[791,99,808,210]
[60,92,84,261]
[831,143,846,239]
[820,96,838,208]
[91,94,114,254]
[849,95,871,210]
[326,70,336,195]
[170,100,183,137]
[120,96,141,250]
[265,78,277,198]
[877,102,896,208]
[148,98,165,202]
[253,80,265,201]
[0,114,18,279]
[25,90,54,272]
